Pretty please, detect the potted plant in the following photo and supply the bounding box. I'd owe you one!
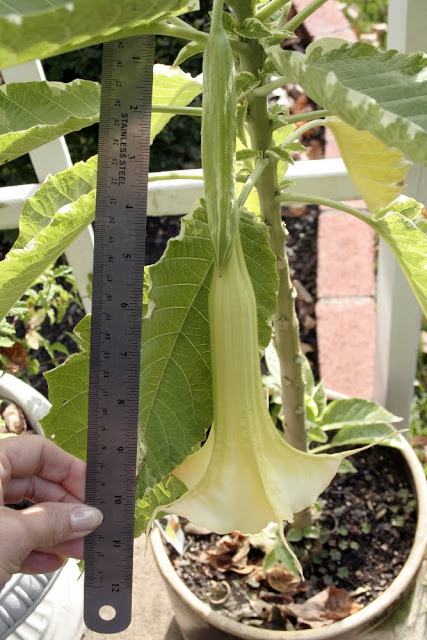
[0,0,426,637]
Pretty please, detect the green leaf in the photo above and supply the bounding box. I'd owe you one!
[0,156,97,322]
[235,71,259,101]
[330,423,404,449]
[0,80,100,165]
[42,315,91,460]
[320,397,401,429]
[267,39,427,166]
[368,197,427,317]
[0,0,197,68]
[134,476,186,536]
[236,148,260,160]
[151,65,202,143]
[173,41,205,67]
[301,354,315,396]
[138,202,278,495]
[264,541,300,576]
[326,117,410,211]
[313,381,327,417]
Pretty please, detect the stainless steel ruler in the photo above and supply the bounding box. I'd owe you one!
[84,35,154,634]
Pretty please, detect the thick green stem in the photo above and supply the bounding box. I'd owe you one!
[236,38,307,455]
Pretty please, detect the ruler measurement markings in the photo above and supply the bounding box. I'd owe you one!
[84,35,154,634]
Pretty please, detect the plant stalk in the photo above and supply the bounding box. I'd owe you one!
[255,0,292,24]
[235,11,313,530]
[277,193,371,224]
[237,40,307,452]
[284,0,329,32]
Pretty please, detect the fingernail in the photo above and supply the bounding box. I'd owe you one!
[70,506,103,532]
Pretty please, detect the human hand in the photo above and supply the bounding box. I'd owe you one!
[0,434,102,589]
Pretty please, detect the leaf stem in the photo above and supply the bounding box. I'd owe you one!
[155,19,208,44]
[276,192,369,223]
[256,0,292,24]
[152,105,202,116]
[253,75,288,97]
[237,158,270,208]
[284,0,329,32]
[281,118,326,144]
[285,109,330,125]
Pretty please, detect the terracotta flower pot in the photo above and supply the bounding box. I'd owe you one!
[151,436,427,640]
[0,373,85,640]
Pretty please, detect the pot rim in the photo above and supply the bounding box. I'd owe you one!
[151,435,427,639]
[0,372,51,436]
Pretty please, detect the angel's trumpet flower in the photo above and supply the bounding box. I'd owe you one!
[163,235,363,573]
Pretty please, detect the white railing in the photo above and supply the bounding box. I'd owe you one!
[0,0,425,425]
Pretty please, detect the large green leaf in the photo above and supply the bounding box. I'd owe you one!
[0,0,198,68]
[267,39,427,166]
[0,156,97,320]
[368,197,427,316]
[42,315,91,458]
[326,117,410,211]
[42,202,278,501]
[134,476,186,536]
[0,67,201,165]
[0,80,100,165]
[151,64,202,143]
[319,398,401,430]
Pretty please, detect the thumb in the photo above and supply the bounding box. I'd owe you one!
[0,504,102,585]
[18,503,104,549]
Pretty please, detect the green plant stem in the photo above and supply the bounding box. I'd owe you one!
[284,0,329,32]
[285,109,330,125]
[154,20,208,44]
[237,36,307,453]
[276,193,370,224]
[281,119,326,144]
[235,8,313,530]
[253,75,288,97]
[152,105,202,116]
[237,158,270,208]
[256,0,292,24]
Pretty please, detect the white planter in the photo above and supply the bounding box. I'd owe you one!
[0,373,85,640]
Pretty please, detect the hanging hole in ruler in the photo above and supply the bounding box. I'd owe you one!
[99,605,117,621]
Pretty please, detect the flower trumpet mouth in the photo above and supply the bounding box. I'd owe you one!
[161,235,378,574]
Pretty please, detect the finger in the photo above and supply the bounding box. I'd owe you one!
[0,503,102,587]
[17,502,103,548]
[4,476,84,506]
[36,538,84,560]
[0,435,87,501]
[19,551,68,575]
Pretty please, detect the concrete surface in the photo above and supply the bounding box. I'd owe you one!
[82,535,182,640]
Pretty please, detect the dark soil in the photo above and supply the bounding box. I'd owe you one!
[165,446,417,631]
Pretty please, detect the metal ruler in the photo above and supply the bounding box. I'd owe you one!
[84,35,154,634]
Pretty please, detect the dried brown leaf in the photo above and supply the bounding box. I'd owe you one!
[0,343,28,374]
[283,586,362,628]
[1,402,27,434]
[265,565,300,594]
